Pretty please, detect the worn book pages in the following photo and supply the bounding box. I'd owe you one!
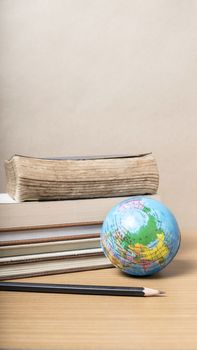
[5,153,159,201]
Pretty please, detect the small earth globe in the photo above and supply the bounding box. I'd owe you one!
[101,196,181,276]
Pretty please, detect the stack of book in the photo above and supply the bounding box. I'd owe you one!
[0,153,159,280]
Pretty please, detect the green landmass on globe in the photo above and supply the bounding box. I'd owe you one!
[122,207,162,247]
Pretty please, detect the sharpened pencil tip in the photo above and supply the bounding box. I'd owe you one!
[159,290,166,295]
[144,287,166,296]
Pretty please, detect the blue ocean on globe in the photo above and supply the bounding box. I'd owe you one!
[101,196,181,276]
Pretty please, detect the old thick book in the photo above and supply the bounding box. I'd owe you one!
[5,153,159,201]
[0,256,113,280]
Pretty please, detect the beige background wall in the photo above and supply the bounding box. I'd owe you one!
[0,1,197,230]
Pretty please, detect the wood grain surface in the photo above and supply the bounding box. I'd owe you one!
[0,232,196,350]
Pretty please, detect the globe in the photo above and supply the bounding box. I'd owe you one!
[101,196,181,276]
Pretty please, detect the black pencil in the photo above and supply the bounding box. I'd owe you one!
[0,282,164,297]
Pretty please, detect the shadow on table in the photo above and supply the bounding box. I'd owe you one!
[119,259,196,280]
[149,259,196,279]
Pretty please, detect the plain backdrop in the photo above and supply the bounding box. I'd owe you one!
[0,0,197,230]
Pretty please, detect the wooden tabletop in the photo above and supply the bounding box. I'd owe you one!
[0,231,196,350]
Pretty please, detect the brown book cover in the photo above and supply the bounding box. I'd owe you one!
[0,224,101,246]
[0,194,160,232]
[0,247,103,265]
[0,255,113,280]
[0,237,101,257]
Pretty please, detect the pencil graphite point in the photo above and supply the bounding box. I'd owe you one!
[144,288,166,296]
